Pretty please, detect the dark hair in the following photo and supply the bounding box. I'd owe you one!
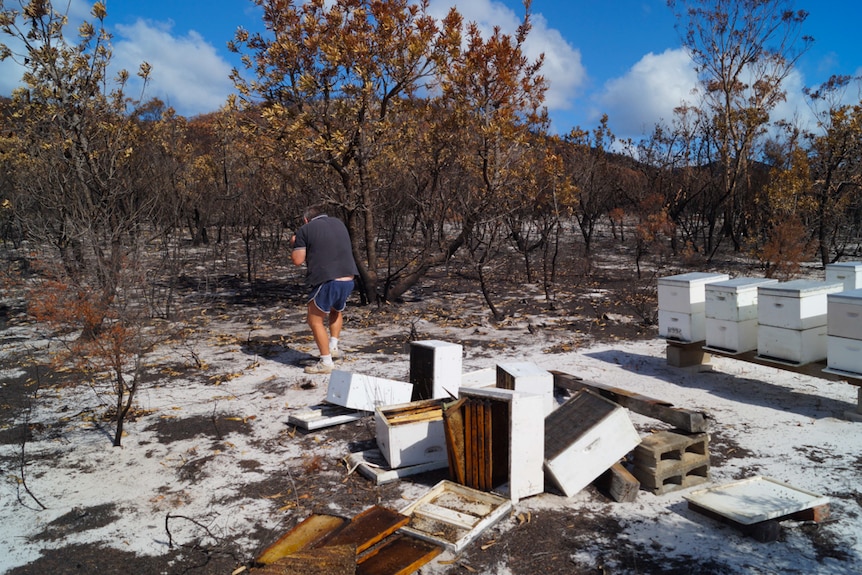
[303,204,324,221]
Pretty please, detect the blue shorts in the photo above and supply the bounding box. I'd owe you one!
[309,279,354,313]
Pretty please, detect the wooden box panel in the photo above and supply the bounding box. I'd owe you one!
[705,318,758,353]
[827,335,862,375]
[658,309,705,343]
[326,371,414,412]
[705,277,777,321]
[757,280,842,330]
[757,324,828,365]
[827,289,862,340]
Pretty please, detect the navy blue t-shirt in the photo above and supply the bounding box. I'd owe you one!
[293,215,358,286]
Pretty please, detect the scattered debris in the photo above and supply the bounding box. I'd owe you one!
[344,448,448,485]
[288,403,369,431]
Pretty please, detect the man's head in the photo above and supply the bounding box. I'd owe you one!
[303,204,324,223]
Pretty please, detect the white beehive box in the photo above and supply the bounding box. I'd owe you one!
[544,389,641,498]
[705,277,777,321]
[375,399,448,469]
[825,262,862,291]
[326,370,414,412]
[705,318,758,353]
[460,368,496,389]
[409,340,463,400]
[827,288,862,340]
[496,362,554,415]
[658,272,730,314]
[757,280,843,330]
[827,336,862,375]
[658,309,705,342]
[757,324,828,365]
[458,386,545,503]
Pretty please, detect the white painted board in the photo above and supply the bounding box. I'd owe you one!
[684,476,829,525]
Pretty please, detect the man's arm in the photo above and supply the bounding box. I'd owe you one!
[291,246,306,266]
[290,234,306,266]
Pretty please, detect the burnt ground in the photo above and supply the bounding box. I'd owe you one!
[1,245,858,575]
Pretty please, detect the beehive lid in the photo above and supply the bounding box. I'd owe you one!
[684,476,829,525]
[828,287,862,304]
[826,261,862,272]
[658,272,729,287]
[706,277,778,293]
[758,279,843,298]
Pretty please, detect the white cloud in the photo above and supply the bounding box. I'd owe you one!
[0,0,92,95]
[427,0,586,121]
[111,20,234,116]
[0,3,234,117]
[597,48,699,139]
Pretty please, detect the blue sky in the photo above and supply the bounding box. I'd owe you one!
[1,0,860,141]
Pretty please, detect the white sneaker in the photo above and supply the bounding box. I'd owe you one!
[304,360,334,375]
[331,348,342,359]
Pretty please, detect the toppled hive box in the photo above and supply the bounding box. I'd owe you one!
[543,389,641,497]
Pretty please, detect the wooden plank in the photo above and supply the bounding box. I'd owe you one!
[356,534,442,575]
[412,502,481,530]
[256,514,347,564]
[483,399,493,491]
[475,400,486,490]
[593,462,640,503]
[550,370,710,433]
[317,506,409,555]
[442,398,466,485]
[252,545,356,574]
[384,410,443,425]
[710,348,862,387]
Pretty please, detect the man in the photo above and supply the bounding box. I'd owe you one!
[291,204,359,374]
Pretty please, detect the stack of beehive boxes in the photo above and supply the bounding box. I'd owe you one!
[826,287,862,376]
[756,280,844,365]
[825,261,862,291]
[658,272,729,343]
[704,277,777,354]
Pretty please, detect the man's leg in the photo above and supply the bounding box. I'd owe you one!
[329,309,343,340]
[306,301,331,357]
